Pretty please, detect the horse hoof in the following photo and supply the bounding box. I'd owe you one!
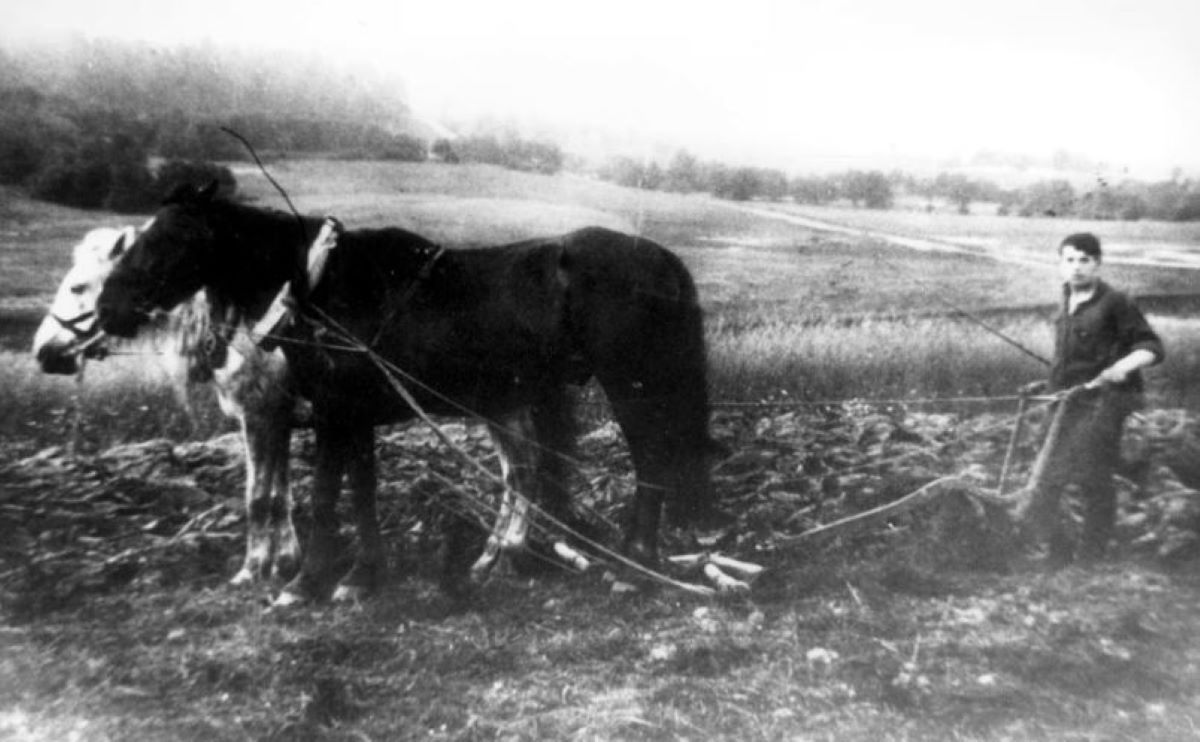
[470,553,498,583]
[273,573,327,607]
[270,589,308,608]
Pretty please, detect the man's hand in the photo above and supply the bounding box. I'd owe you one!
[1088,364,1131,388]
[1087,349,1159,389]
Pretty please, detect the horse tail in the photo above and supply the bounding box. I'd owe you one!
[648,243,716,453]
[562,229,720,522]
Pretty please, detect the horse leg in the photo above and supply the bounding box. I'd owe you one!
[277,423,348,605]
[603,377,721,565]
[333,424,383,602]
[471,409,539,582]
[531,387,575,525]
[231,413,273,585]
[607,399,669,565]
[265,412,300,581]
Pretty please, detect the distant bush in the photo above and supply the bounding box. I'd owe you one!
[0,87,69,186]
[157,119,246,162]
[710,166,762,202]
[1018,180,1076,218]
[0,124,45,185]
[790,176,838,205]
[838,171,894,209]
[456,135,563,174]
[29,152,109,209]
[28,136,145,212]
[431,139,460,163]
[373,133,427,162]
[157,114,429,163]
[152,160,238,201]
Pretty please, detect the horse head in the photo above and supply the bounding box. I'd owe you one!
[97,181,223,338]
[33,225,138,374]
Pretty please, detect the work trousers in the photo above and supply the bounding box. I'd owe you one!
[1044,387,1137,561]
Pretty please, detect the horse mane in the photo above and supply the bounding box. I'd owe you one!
[168,291,228,383]
[158,195,322,381]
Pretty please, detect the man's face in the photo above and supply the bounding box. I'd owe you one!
[1058,245,1101,290]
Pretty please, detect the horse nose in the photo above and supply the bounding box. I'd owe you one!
[35,343,78,375]
[96,294,135,337]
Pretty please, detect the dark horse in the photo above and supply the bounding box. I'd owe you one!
[97,182,721,604]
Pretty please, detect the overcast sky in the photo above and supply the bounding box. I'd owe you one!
[6,0,1199,176]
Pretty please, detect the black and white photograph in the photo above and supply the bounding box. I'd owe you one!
[2,1,1199,739]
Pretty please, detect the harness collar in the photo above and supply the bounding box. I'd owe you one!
[252,217,342,345]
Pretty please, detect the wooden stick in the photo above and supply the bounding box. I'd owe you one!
[997,393,1029,497]
[667,552,765,581]
[702,564,750,593]
[553,541,592,572]
[778,475,963,550]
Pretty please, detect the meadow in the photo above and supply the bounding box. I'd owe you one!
[2,161,1197,449]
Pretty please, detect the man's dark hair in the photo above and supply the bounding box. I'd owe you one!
[1059,232,1102,259]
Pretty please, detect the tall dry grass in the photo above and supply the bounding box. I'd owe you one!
[4,311,1193,453]
[707,313,1050,404]
[707,311,1199,410]
[0,345,228,453]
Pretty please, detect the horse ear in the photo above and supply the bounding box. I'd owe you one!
[109,226,136,260]
[109,230,130,260]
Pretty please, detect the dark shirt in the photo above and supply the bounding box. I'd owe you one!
[1049,280,1164,392]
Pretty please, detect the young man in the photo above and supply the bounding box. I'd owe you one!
[1029,232,1164,562]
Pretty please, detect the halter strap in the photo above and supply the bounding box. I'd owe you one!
[52,310,97,338]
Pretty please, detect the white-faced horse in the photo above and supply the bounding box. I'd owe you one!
[32,226,302,585]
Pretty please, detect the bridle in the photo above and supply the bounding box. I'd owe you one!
[51,309,96,339]
[50,308,114,360]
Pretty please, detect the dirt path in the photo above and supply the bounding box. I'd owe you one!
[727,202,1200,271]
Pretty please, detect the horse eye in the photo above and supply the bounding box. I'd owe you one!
[70,283,89,295]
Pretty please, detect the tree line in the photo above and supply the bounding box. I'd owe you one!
[1,37,1196,221]
[0,83,563,213]
[0,39,565,212]
[597,152,1200,222]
